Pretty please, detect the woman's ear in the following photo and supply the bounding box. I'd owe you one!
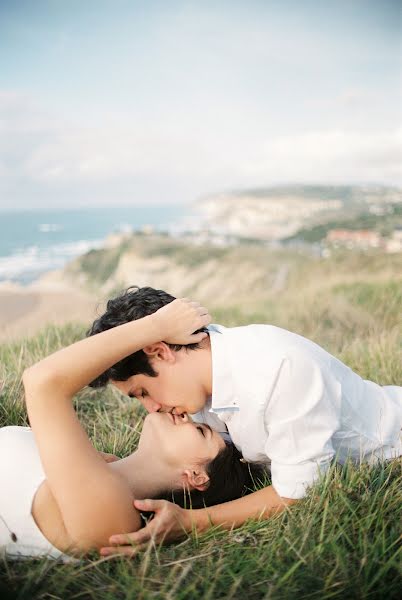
[182,468,210,492]
[143,342,176,363]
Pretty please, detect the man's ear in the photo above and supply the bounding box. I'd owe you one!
[142,341,176,363]
[182,468,210,492]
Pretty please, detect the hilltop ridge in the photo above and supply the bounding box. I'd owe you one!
[196,184,402,241]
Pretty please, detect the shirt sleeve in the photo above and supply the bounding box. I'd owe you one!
[264,351,341,499]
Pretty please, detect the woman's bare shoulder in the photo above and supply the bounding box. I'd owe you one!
[70,470,142,552]
[33,472,142,554]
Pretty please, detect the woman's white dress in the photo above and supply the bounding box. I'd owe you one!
[0,426,73,561]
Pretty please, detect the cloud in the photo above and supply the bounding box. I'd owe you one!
[0,91,401,210]
[24,124,401,188]
[242,129,402,185]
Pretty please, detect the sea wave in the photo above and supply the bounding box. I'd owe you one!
[0,239,105,284]
[39,223,63,233]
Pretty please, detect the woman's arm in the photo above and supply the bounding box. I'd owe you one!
[23,299,210,551]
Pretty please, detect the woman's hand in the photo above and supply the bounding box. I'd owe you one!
[150,298,211,344]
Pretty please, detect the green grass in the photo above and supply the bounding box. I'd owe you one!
[1,271,401,599]
[68,241,131,287]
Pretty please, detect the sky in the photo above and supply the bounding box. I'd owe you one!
[0,0,401,210]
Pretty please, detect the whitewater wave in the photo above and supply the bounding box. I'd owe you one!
[39,223,63,233]
[0,239,105,284]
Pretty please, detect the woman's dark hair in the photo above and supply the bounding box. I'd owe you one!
[157,442,267,509]
[86,286,208,388]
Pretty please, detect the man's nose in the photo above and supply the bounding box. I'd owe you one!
[142,398,162,413]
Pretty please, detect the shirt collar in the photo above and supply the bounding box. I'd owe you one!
[208,324,240,412]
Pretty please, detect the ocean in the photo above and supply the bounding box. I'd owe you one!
[0,204,190,285]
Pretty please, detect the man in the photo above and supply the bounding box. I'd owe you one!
[87,286,402,557]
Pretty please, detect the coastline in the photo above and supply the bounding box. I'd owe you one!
[0,280,100,343]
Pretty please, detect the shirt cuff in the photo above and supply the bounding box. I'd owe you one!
[271,459,331,499]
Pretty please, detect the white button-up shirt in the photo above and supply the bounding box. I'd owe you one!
[193,324,402,499]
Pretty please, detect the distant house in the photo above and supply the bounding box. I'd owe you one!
[326,229,383,249]
[385,228,402,253]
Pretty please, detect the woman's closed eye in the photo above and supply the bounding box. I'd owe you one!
[196,425,206,438]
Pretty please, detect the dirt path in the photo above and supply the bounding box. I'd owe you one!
[271,264,289,292]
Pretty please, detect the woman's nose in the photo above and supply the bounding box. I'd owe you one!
[176,412,189,423]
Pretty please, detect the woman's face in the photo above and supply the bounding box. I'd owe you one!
[139,412,225,470]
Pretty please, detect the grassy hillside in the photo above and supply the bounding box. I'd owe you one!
[61,232,402,305]
[224,184,402,205]
[286,203,402,243]
[1,249,401,599]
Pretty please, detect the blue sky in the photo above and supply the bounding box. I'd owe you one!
[0,0,401,209]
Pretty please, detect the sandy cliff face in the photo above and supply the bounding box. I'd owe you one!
[104,244,279,304]
[199,194,343,240]
[196,185,402,241]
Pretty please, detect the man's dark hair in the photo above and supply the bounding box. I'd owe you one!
[86,286,208,388]
[158,442,267,509]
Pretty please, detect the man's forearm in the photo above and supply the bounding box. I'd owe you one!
[101,486,297,553]
[190,485,296,532]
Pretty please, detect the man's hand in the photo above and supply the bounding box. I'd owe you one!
[100,499,193,556]
[151,298,211,345]
[99,485,295,557]
[98,451,119,463]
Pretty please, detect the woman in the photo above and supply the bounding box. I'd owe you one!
[0,299,263,560]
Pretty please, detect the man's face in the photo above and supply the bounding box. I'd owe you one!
[111,358,207,415]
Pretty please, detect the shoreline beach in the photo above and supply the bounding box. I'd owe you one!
[0,281,99,343]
